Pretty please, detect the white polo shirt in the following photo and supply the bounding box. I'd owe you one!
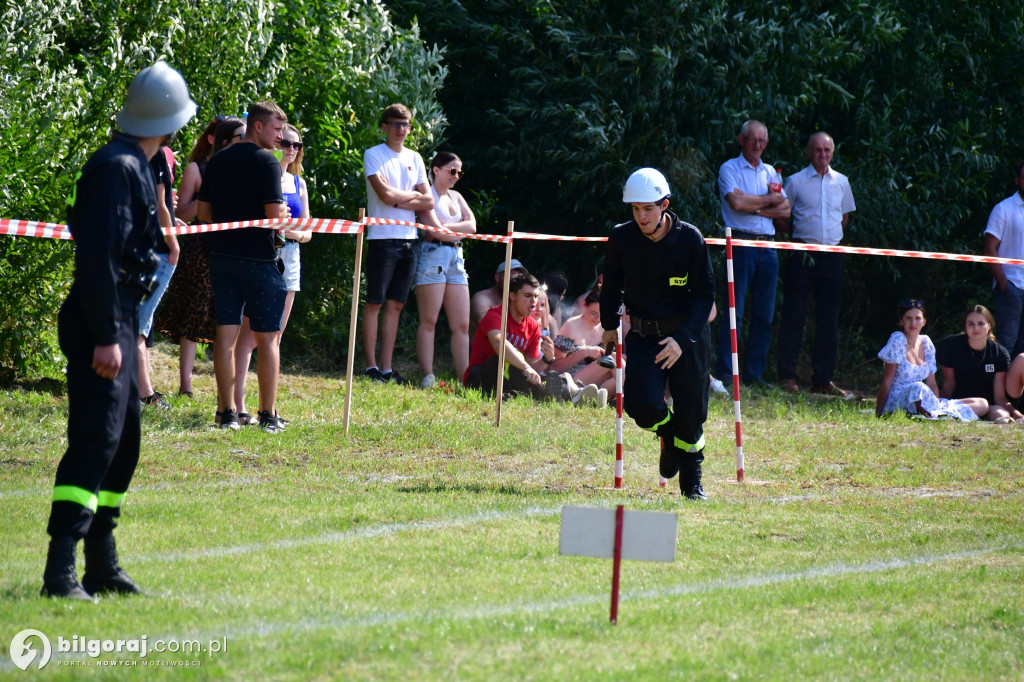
[718,153,784,235]
[785,164,856,245]
[985,192,1024,289]
[363,143,428,240]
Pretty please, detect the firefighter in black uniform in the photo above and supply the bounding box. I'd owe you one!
[600,168,716,500]
[42,62,196,599]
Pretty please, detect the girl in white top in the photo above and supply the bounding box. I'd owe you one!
[414,152,476,387]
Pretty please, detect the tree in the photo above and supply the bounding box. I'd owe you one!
[0,0,446,379]
[390,0,1024,366]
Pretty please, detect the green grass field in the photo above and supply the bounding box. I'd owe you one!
[1,346,1022,680]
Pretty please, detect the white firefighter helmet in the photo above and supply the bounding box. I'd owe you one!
[622,167,671,203]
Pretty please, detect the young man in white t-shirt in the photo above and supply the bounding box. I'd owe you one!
[362,103,442,384]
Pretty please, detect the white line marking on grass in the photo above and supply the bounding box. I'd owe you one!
[135,505,562,563]
[146,543,1024,646]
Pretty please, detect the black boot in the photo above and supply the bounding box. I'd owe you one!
[40,536,93,601]
[82,530,141,595]
[680,460,709,501]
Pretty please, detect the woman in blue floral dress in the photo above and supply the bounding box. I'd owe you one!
[875,299,982,420]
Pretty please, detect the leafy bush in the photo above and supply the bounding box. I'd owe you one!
[0,0,446,379]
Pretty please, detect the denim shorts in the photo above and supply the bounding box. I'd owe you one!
[138,252,176,337]
[365,238,418,305]
[281,241,301,292]
[209,253,286,333]
[414,241,469,287]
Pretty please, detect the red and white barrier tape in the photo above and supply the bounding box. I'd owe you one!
[706,235,1024,267]
[5,215,1024,267]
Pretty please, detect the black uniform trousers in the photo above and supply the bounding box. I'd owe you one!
[48,292,141,540]
[623,323,711,463]
[777,251,844,386]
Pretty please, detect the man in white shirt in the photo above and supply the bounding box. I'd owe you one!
[775,132,856,397]
[715,120,790,387]
[362,103,442,384]
[984,162,1024,357]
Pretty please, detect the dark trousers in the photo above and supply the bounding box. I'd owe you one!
[465,354,546,400]
[624,324,710,462]
[776,251,844,386]
[48,295,141,539]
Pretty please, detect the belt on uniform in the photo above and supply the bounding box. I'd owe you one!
[629,314,686,338]
[730,230,774,241]
[424,236,461,247]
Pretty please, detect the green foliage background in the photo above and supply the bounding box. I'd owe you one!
[0,0,446,379]
[391,0,1024,377]
[4,0,1024,383]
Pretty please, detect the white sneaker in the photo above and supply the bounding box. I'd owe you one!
[421,373,436,388]
[710,377,728,395]
[596,387,608,408]
[573,384,600,406]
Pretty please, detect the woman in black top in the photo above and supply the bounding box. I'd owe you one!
[936,305,1023,423]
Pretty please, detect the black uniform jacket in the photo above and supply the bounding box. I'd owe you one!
[600,210,715,347]
[65,132,161,347]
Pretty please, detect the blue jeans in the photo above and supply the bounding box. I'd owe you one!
[715,243,779,381]
[993,281,1024,356]
[137,253,175,337]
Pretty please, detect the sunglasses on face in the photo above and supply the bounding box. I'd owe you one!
[278,140,303,150]
[447,167,465,179]
[387,120,412,130]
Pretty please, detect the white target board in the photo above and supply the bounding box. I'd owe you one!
[559,506,677,563]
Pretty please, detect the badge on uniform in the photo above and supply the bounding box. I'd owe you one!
[669,275,688,287]
[985,364,995,373]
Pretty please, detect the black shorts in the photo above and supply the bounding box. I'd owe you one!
[209,253,287,332]
[365,239,418,305]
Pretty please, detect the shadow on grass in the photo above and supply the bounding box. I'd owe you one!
[1,376,66,396]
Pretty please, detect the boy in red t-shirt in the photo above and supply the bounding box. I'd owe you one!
[464,273,554,398]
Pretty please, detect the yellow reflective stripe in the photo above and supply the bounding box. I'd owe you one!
[52,486,98,512]
[97,490,125,509]
[674,434,706,453]
[646,411,672,433]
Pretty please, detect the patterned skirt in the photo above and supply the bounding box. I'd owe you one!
[153,235,216,344]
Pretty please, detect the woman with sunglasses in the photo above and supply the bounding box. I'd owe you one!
[155,116,244,398]
[233,124,311,424]
[875,299,982,420]
[413,152,476,388]
[936,304,1024,423]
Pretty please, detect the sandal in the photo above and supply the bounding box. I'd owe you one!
[237,412,254,426]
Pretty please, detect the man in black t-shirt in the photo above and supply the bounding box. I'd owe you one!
[197,100,288,432]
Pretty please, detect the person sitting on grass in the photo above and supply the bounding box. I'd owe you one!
[464,273,604,405]
[875,299,982,420]
[937,304,1024,423]
[550,285,616,397]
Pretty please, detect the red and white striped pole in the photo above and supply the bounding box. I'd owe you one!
[614,321,624,489]
[725,228,745,482]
